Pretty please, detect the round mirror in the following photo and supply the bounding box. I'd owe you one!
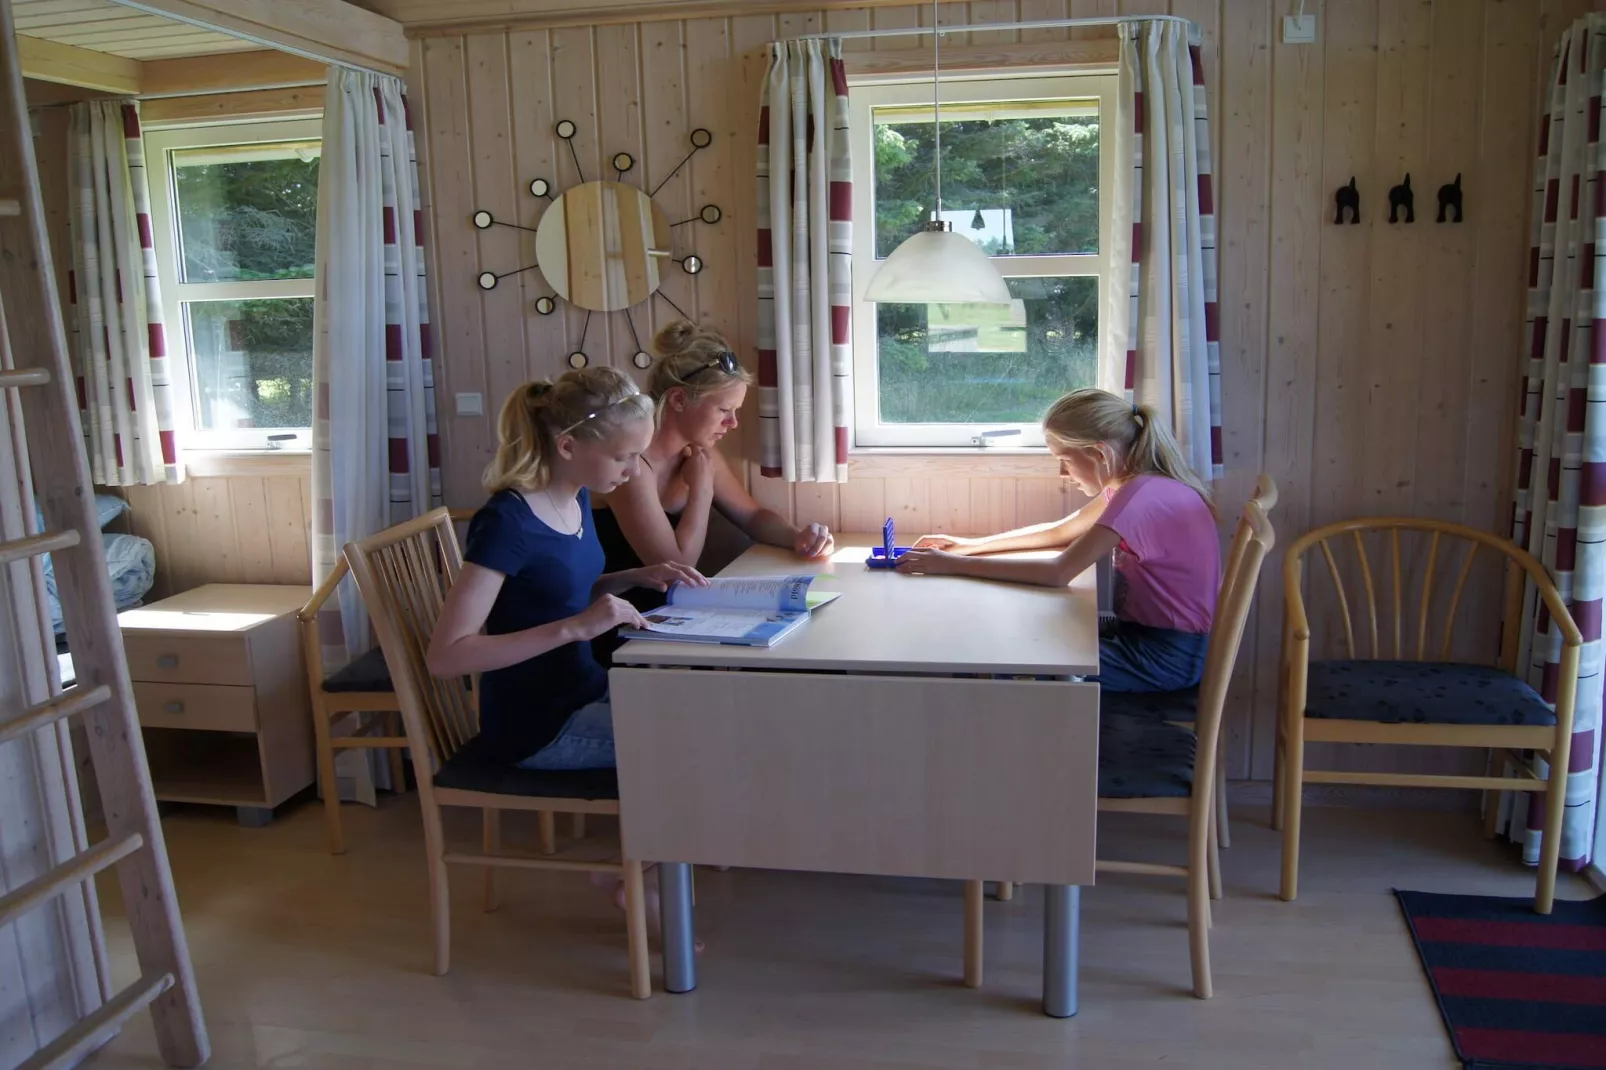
[568,352,588,369]
[472,210,494,229]
[633,351,653,369]
[477,272,498,290]
[535,180,672,312]
[555,119,577,140]
[535,296,556,315]
[700,204,722,225]
[681,255,703,276]
[690,128,712,149]
[529,178,550,197]
[613,152,635,173]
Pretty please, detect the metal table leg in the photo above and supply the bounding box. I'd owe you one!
[1042,884,1080,1018]
[659,862,697,994]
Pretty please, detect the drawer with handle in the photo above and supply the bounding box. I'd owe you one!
[132,682,257,733]
[123,635,253,686]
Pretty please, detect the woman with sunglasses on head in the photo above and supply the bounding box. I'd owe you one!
[593,321,834,615]
[427,367,707,772]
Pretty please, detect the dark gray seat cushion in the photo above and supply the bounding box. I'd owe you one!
[322,647,393,693]
[1304,661,1557,726]
[1099,712,1196,799]
[433,735,619,800]
[1101,687,1199,723]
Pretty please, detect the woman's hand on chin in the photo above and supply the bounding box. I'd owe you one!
[793,523,834,559]
[627,561,709,592]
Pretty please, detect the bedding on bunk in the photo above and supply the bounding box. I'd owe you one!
[39,493,156,633]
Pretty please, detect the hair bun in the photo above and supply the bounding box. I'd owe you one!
[652,319,699,358]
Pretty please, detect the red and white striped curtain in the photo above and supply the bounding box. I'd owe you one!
[1101,20,1222,482]
[1506,13,1605,873]
[66,100,182,486]
[311,69,441,671]
[756,37,852,484]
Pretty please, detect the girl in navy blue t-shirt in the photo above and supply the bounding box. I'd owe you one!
[427,367,705,769]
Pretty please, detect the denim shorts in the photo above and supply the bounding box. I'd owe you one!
[517,697,616,771]
[1092,619,1208,693]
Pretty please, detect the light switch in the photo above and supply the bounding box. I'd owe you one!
[1282,14,1317,44]
[455,392,484,417]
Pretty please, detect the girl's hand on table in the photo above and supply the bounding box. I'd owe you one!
[793,523,834,559]
[896,547,962,576]
[912,533,982,556]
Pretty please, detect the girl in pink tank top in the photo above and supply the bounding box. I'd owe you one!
[898,388,1219,692]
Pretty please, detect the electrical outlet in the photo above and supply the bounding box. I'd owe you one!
[455,392,484,417]
[1283,13,1317,44]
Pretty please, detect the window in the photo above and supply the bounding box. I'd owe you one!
[850,74,1116,449]
[146,120,321,451]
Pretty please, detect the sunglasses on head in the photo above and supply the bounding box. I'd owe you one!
[558,392,654,436]
[689,351,741,380]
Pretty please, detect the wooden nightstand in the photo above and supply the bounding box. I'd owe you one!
[118,584,314,826]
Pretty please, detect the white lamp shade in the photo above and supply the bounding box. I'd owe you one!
[862,227,1013,304]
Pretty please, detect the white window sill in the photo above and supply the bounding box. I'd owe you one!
[183,449,312,479]
[848,447,1058,478]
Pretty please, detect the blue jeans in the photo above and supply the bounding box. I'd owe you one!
[517,697,616,771]
[1093,620,1208,693]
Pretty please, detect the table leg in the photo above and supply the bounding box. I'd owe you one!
[1042,885,1080,1018]
[659,862,697,994]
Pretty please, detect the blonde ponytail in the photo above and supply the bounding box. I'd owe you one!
[482,367,652,493]
[1042,388,1215,516]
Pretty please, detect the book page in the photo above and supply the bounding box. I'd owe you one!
[665,574,816,612]
[633,606,802,641]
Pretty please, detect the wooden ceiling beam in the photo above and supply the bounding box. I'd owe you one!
[140,50,327,96]
[17,35,142,94]
[105,0,408,75]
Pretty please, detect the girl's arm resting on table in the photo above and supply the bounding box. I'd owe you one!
[710,449,834,557]
[427,563,643,677]
[920,494,1109,555]
[592,561,708,597]
[600,467,712,568]
[901,524,1121,588]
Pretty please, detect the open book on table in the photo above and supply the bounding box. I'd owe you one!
[619,574,840,647]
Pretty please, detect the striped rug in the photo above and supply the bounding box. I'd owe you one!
[1395,890,1606,1070]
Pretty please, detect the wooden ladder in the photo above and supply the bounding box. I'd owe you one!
[0,0,208,1066]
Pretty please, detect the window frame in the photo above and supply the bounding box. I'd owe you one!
[144,118,322,453]
[849,72,1118,450]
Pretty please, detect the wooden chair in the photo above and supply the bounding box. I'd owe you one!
[1274,519,1580,914]
[1093,485,1275,998]
[343,508,650,997]
[299,509,479,855]
[964,484,1276,999]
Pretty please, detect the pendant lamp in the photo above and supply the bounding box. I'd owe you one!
[862,0,1012,304]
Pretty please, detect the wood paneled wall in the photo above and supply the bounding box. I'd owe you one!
[409,0,1600,783]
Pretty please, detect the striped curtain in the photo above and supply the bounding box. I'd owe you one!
[66,100,182,486]
[311,69,441,672]
[1102,20,1222,482]
[1506,13,1606,873]
[756,37,852,484]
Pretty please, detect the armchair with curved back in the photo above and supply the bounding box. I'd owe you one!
[1275,518,1581,913]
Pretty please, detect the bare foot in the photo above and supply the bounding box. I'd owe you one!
[611,876,705,953]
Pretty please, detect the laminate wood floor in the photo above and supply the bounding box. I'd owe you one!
[80,798,1597,1069]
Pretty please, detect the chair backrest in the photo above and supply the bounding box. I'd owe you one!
[343,508,476,773]
[1192,477,1279,797]
[298,509,477,692]
[1281,518,1582,671]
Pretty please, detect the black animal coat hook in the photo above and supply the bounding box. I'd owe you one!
[1437,174,1464,223]
[1389,174,1415,224]
[1334,177,1360,224]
